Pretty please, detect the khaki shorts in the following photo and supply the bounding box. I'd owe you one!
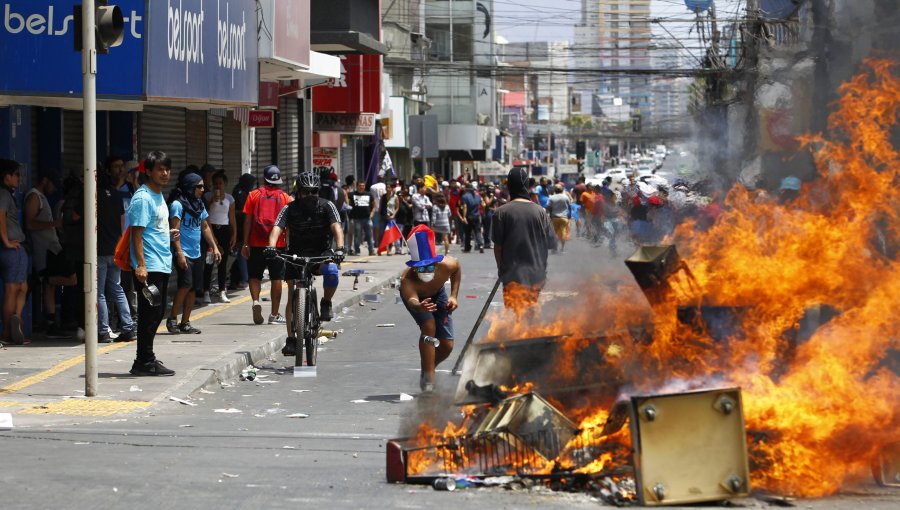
[551,217,571,242]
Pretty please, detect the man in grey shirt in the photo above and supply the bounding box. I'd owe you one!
[546,183,572,253]
[0,159,29,345]
[492,167,556,315]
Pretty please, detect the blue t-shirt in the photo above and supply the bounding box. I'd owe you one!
[170,200,209,260]
[127,186,172,273]
[536,185,550,208]
[461,192,482,218]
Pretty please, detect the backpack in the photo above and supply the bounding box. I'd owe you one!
[252,186,284,238]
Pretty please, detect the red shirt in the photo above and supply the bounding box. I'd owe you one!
[243,186,292,247]
[448,189,461,216]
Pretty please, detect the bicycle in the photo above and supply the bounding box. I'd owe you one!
[268,250,337,368]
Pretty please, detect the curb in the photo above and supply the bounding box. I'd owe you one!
[181,270,404,397]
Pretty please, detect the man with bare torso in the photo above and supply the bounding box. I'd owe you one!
[399,225,461,393]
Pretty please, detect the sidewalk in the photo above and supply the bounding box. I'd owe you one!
[0,252,407,427]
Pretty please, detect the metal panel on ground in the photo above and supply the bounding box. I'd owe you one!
[207,113,225,171]
[139,106,187,176]
[186,110,208,166]
[278,97,299,181]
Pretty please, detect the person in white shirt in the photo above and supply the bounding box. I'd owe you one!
[202,171,236,303]
[412,182,432,227]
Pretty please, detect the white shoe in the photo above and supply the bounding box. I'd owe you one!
[219,291,230,303]
[76,327,86,342]
[202,291,212,304]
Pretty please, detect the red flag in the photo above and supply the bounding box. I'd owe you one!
[377,220,404,254]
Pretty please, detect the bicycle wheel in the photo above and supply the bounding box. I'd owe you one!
[293,288,306,366]
[305,288,319,367]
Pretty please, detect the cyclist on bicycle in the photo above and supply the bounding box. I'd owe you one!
[266,172,345,357]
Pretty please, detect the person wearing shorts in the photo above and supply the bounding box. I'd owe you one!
[166,172,220,335]
[399,225,461,393]
[0,159,29,346]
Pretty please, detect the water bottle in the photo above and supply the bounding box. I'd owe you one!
[423,335,440,347]
[205,248,215,265]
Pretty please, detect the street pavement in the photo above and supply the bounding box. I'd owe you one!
[1,238,897,509]
[0,251,407,428]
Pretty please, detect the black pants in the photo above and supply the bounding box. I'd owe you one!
[204,224,232,292]
[463,215,483,251]
[133,271,169,363]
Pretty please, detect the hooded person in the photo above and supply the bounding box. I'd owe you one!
[166,171,220,335]
[491,167,557,315]
[398,225,461,393]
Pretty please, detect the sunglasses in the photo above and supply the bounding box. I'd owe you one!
[416,264,436,273]
[195,184,205,189]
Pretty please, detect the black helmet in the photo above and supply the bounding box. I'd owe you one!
[296,171,320,191]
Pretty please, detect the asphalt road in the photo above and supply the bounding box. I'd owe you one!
[0,244,897,509]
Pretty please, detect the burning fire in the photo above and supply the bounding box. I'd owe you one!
[405,60,899,497]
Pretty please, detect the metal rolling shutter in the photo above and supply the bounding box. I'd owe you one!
[223,116,242,185]
[140,106,187,176]
[186,110,208,167]
[340,140,356,181]
[253,127,273,177]
[207,112,225,171]
[278,97,299,182]
[63,109,83,175]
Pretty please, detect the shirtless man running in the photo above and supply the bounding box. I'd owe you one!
[399,225,461,393]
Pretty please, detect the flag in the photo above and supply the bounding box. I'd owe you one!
[377,220,404,254]
[379,151,395,178]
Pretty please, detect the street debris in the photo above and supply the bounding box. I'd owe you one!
[214,408,242,414]
[169,396,197,406]
[240,367,257,381]
[376,323,395,328]
[286,413,309,418]
[0,413,13,430]
[291,389,311,393]
[129,385,142,392]
[221,473,239,478]
[179,424,194,428]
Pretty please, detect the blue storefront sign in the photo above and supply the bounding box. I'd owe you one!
[145,0,257,104]
[0,0,144,97]
[0,0,257,105]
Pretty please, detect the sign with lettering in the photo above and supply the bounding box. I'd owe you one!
[312,54,381,114]
[0,0,144,97]
[145,0,258,104]
[314,112,376,135]
[312,147,338,175]
[248,110,274,128]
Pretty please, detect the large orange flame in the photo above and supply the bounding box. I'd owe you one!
[406,60,899,497]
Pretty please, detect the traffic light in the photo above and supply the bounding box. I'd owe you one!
[632,115,642,133]
[74,2,125,54]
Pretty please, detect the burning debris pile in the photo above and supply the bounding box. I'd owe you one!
[389,60,900,502]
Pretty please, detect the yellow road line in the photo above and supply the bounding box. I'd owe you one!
[0,288,272,396]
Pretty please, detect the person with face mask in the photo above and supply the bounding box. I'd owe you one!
[399,225,461,393]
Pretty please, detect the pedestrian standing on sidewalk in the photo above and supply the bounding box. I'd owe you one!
[482,183,497,249]
[0,159,29,346]
[547,184,572,253]
[203,171,236,303]
[23,170,74,339]
[394,186,413,249]
[378,184,399,255]
[229,173,257,290]
[492,167,556,315]
[241,165,291,325]
[96,159,135,343]
[266,172,345,356]
[127,151,176,376]
[167,172,220,335]
[349,181,375,256]
[399,225,460,393]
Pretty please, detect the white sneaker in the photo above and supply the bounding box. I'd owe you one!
[202,291,212,304]
[268,314,286,325]
[219,291,230,303]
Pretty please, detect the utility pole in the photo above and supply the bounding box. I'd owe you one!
[82,0,99,397]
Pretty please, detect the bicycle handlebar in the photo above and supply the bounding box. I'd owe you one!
[267,250,336,266]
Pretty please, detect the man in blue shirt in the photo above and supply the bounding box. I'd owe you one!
[167,172,220,335]
[457,182,484,253]
[127,151,176,376]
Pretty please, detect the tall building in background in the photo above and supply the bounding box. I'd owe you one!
[574,0,653,123]
[650,41,690,135]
